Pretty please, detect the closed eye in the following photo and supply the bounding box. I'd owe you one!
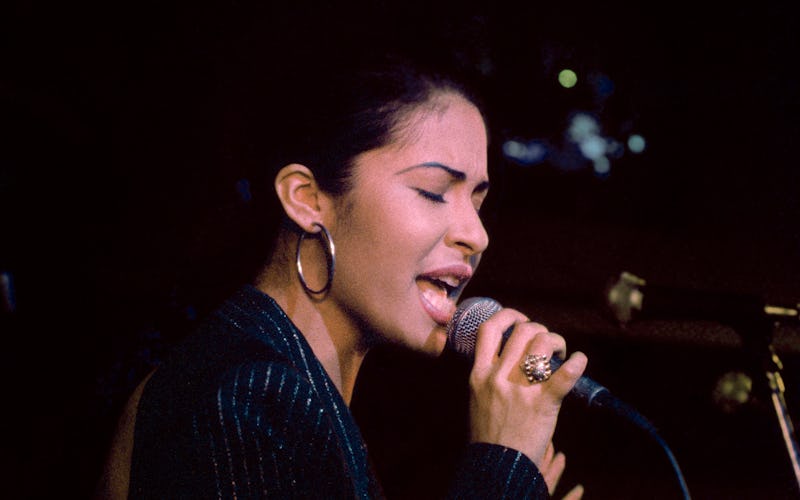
[414,188,446,203]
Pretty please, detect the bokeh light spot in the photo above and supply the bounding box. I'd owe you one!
[558,69,578,88]
[628,134,646,153]
[502,139,547,165]
[593,157,611,175]
[579,135,606,160]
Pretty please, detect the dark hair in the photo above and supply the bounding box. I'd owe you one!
[180,6,489,308]
[218,36,486,233]
[212,2,488,198]
[289,58,483,197]
[227,55,485,197]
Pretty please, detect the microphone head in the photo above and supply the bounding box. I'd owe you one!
[446,297,502,357]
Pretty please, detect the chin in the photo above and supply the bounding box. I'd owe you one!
[419,327,448,356]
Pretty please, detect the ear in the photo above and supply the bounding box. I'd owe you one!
[274,163,331,232]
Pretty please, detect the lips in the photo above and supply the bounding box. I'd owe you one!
[417,265,472,326]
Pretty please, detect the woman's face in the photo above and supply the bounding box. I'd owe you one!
[329,92,489,355]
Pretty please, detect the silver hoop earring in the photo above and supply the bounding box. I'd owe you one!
[295,222,336,295]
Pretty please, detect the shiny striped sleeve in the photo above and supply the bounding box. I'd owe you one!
[191,361,356,499]
[446,443,550,499]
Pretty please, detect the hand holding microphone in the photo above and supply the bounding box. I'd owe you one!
[448,296,692,500]
[449,297,609,409]
[446,297,587,477]
[448,297,660,427]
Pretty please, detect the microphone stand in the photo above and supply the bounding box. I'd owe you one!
[605,272,800,492]
[742,317,800,494]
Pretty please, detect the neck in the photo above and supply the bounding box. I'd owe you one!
[255,252,368,405]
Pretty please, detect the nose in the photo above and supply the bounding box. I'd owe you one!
[447,200,489,257]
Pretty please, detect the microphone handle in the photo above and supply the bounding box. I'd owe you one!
[490,323,652,430]
[548,356,611,408]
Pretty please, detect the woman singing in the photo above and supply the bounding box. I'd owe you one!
[99,47,588,499]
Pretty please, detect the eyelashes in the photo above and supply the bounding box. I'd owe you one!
[414,188,446,203]
[413,188,486,214]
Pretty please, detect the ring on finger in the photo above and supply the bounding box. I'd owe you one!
[520,354,552,383]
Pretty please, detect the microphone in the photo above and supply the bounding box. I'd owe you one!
[446,296,693,499]
[447,296,619,413]
[606,271,799,325]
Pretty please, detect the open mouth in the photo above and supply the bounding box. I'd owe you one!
[416,273,468,325]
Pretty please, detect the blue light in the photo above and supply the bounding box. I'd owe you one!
[628,134,646,153]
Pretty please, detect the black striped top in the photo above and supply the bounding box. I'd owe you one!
[129,286,548,498]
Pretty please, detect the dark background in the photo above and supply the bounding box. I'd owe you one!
[2,1,799,498]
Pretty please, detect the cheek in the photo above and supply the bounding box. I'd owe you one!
[348,191,444,255]
[334,203,447,312]
[375,205,444,264]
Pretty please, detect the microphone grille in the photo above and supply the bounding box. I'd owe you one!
[446,297,502,356]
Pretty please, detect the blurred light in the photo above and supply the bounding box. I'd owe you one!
[510,107,638,176]
[591,73,615,98]
[558,69,578,88]
[503,139,526,159]
[593,156,611,175]
[627,134,646,153]
[566,113,617,177]
[502,139,547,165]
[579,135,606,160]
[712,371,752,413]
[567,113,599,142]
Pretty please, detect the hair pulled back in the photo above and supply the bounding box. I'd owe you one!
[192,4,489,304]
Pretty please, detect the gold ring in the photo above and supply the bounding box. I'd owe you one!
[520,354,552,383]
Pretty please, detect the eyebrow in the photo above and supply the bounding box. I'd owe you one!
[397,162,490,192]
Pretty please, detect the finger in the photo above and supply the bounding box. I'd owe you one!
[507,330,567,387]
[472,308,528,372]
[562,484,585,500]
[525,329,567,362]
[543,450,566,494]
[495,322,548,381]
[542,351,589,403]
[543,441,554,467]
[540,442,555,484]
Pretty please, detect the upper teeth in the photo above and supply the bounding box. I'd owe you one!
[435,276,461,288]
